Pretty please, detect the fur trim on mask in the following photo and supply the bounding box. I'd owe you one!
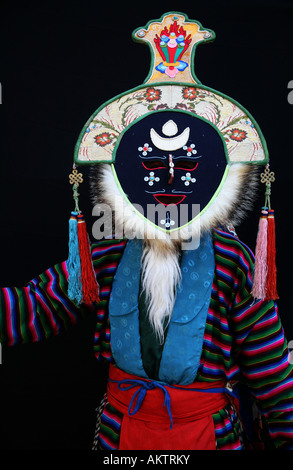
[90,162,259,339]
[90,162,259,242]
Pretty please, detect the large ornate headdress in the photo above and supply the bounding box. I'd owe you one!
[67,12,277,305]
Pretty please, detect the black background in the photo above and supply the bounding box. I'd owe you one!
[0,0,293,450]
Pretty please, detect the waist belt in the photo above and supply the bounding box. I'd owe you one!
[107,364,232,450]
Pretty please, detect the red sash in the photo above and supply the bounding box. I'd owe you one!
[107,364,229,450]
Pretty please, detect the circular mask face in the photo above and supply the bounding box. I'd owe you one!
[113,110,227,231]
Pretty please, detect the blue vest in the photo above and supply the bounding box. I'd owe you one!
[109,236,214,385]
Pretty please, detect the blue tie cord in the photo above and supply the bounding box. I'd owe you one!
[109,377,236,429]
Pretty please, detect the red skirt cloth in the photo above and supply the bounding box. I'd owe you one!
[107,364,229,450]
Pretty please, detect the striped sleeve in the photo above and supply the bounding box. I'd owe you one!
[91,239,127,361]
[0,260,91,346]
[218,232,293,449]
[234,299,293,449]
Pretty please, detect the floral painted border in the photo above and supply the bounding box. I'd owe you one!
[75,84,268,165]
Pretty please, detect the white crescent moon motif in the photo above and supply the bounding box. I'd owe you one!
[150,126,190,151]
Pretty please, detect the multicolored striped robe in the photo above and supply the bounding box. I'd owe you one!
[1,229,293,449]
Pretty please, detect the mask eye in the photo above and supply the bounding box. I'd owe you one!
[142,160,166,170]
[175,160,199,171]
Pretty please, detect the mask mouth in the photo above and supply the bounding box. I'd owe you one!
[90,162,260,242]
[153,194,186,206]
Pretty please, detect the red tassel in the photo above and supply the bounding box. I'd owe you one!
[266,209,279,300]
[77,213,100,304]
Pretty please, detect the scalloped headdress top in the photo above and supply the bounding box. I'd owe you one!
[75,11,268,167]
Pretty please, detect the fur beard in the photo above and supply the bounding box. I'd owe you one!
[141,239,181,343]
[90,163,259,341]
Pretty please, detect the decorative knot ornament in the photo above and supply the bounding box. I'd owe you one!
[260,165,275,185]
[69,168,83,187]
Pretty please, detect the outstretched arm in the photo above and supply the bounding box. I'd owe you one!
[0,260,94,346]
